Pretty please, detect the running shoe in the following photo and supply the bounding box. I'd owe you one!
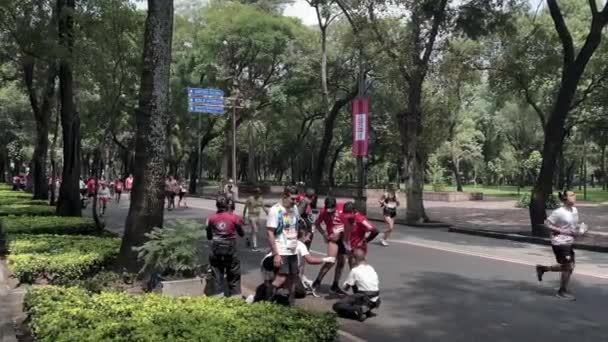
[555,291,576,301]
[535,265,544,282]
[330,283,347,295]
[380,239,389,247]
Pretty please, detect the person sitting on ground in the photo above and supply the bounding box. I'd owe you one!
[333,249,381,322]
[253,229,331,304]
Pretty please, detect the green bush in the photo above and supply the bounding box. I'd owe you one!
[7,234,120,284]
[24,286,338,342]
[0,204,55,217]
[0,216,97,235]
[0,183,11,191]
[134,219,205,276]
[0,190,33,199]
[516,193,560,209]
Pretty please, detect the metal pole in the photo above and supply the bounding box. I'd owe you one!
[197,114,202,186]
[232,98,237,199]
[356,46,366,214]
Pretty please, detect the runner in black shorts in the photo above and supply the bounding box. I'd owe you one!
[379,188,399,247]
[535,190,588,301]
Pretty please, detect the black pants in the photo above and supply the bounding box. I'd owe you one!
[333,292,380,319]
[209,241,241,296]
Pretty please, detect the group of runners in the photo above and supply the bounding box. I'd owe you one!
[206,184,400,321]
[79,174,133,215]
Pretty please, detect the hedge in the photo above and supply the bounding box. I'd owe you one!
[7,234,120,284]
[0,216,97,235]
[0,183,11,191]
[0,197,48,206]
[24,286,338,342]
[0,204,55,217]
[0,190,33,199]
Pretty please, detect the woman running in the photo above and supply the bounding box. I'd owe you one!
[378,189,399,247]
[536,190,588,300]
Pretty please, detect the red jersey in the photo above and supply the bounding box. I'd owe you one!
[114,181,123,192]
[315,203,345,236]
[344,212,375,254]
[125,177,133,190]
[86,179,96,194]
[206,211,244,241]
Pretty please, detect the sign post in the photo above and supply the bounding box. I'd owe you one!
[352,96,368,214]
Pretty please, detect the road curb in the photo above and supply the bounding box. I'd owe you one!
[448,227,608,253]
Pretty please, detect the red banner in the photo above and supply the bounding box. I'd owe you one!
[352,97,369,156]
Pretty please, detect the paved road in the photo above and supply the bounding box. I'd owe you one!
[95,196,608,342]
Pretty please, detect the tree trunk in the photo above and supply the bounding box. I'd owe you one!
[49,108,60,205]
[56,0,82,217]
[118,0,174,273]
[247,122,256,183]
[91,149,102,230]
[328,144,345,187]
[602,140,607,191]
[451,159,463,192]
[188,151,198,194]
[400,78,428,224]
[0,148,6,183]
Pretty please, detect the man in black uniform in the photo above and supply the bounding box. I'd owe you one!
[206,195,245,297]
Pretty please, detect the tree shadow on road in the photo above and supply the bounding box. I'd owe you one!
[341,271,608,342]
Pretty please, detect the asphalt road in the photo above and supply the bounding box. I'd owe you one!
[96,195,608,342]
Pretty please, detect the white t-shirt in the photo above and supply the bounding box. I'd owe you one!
[98,187,111,199]
[344,264,379,301]
[547,206,578,246]
[266,202,300,256]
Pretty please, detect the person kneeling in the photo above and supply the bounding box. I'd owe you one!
[333,249,380,322]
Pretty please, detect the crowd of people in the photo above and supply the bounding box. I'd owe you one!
[206,184,385,322]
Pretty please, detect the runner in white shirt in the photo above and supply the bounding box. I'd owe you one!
[333,249,381,322]
[535,190,588,301]
[266,185,301,306]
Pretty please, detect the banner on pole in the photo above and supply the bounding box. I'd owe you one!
[352,97,369,156]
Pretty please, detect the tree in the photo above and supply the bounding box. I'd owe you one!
[529,0,608,235]
[56,0,82,216]
[118,0,174,272]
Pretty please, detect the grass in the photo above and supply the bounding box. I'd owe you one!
[422,185,608,203]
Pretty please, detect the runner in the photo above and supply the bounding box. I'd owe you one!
[342,201,379,268]
[206,195,245,297]
[296,188,319,249]
[242,188,268,251]
[165,176,178,211]
[266,185,300,306]
[311,196,348,295]
[378,188,399,247]
[114,178,123,203]
[535,190,588,300]
[177,180,188,208]
[86,176,96,200]
[125,174,134,198]
[97,183,111,216]
[333,249,381,322]
[224,179,236,212]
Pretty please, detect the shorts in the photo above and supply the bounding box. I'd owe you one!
[277,254,298,275]
[552,245,575,264]
[383,207,397,218]
[179,191,186,200]
[115,190,122,195]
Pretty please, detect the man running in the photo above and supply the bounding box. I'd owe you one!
[125,174,133,198]
[243,188,268,251]
[312,196,348,295]
[206,195,245,297]
[266,185,300,306]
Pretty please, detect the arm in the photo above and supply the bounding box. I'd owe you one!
[235,224,244,237]
[242,200,248,217]
[303,254,323,265]
[366,228,380,243]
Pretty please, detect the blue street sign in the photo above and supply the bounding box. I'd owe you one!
[188,88,224,97]
[188,97,224,105]
[189,105,224,114]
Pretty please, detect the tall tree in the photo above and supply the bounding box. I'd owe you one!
[529,0,608,235]
[118,0,174,272]
[56,0,82,216]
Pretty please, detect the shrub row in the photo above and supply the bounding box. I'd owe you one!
[0,190,33,199]
[0,204,55,217]
[0,197,48,206]
[7,234,120,284]
[0,183,11,191]
[515,193,560,209]
[0,216,97,235]
[24,286,338,342]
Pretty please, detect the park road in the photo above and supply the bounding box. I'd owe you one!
[97,195,608,342]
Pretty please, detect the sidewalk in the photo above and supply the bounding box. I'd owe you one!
[197,193,608,253]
